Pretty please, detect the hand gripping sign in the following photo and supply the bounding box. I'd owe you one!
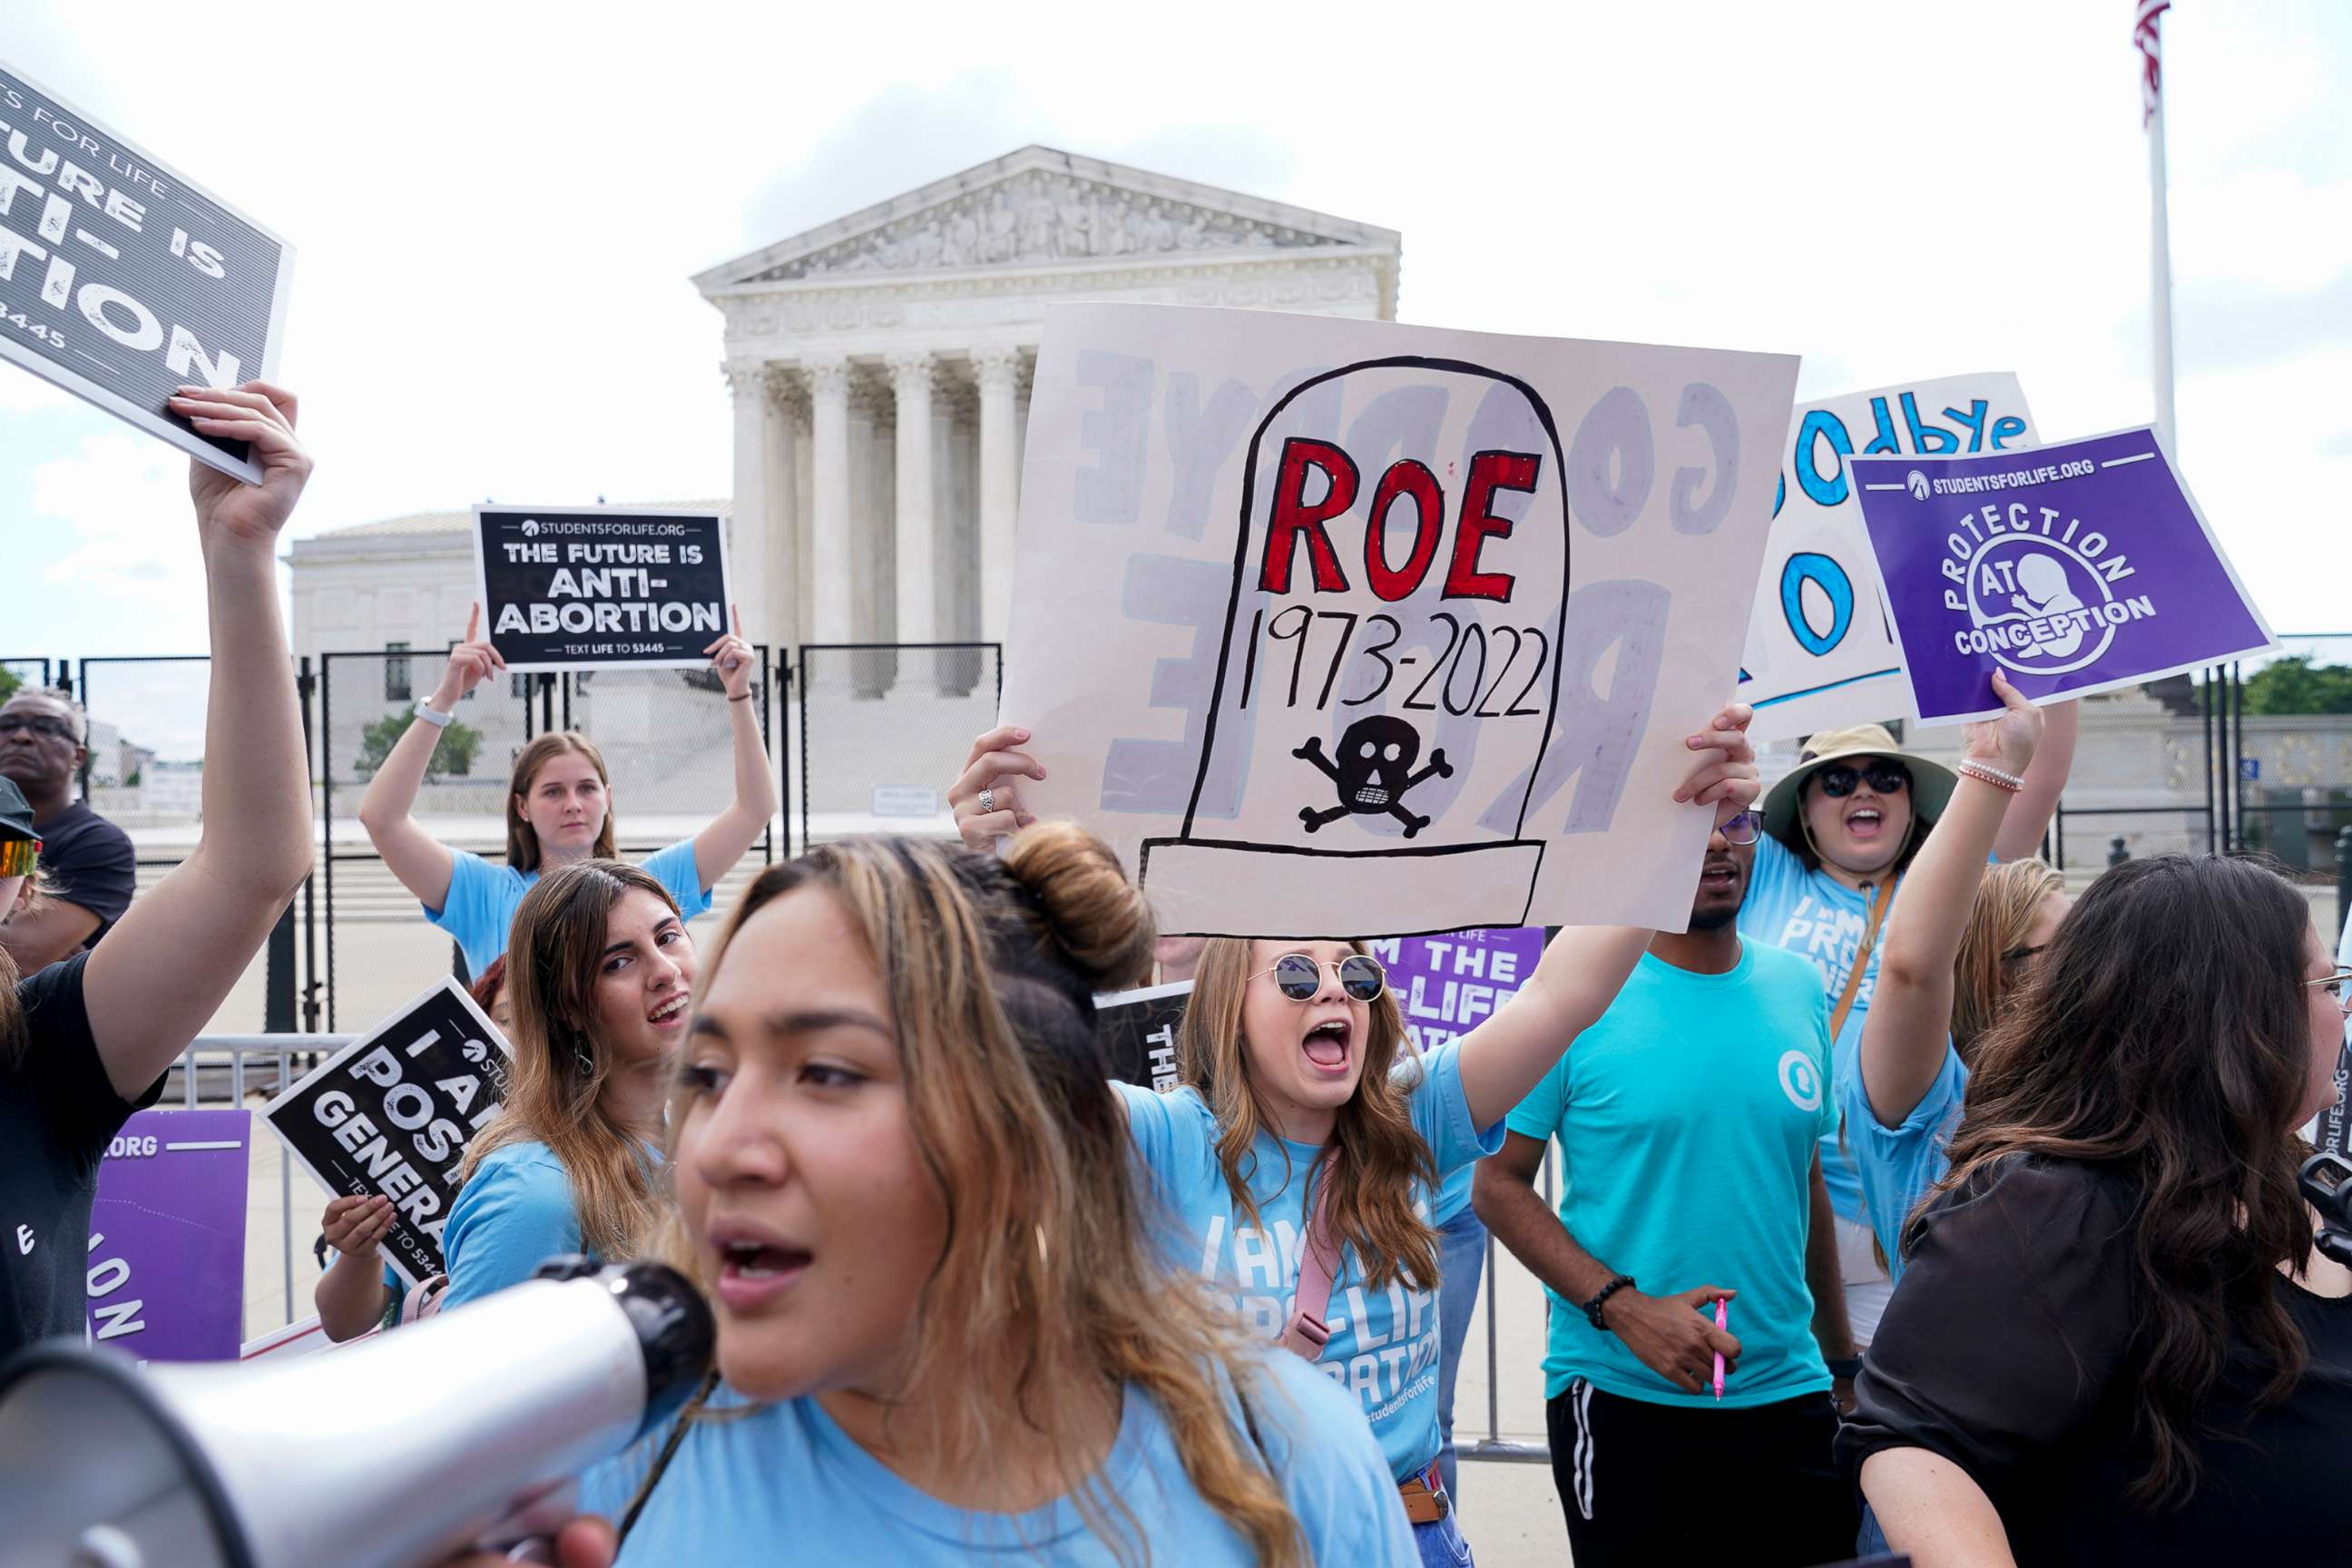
[1848,426,2273,723]
[1002,305,1798,939]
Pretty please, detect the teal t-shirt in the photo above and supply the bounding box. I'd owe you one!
[425,838,712,976]
[1116,1040,1504,1481]
[579,1355,1416,1564]
[1843,1045,1969,1280]
[441,1141,584,1312]
[1736,834,1903,1226]
[1505,944,1838,1407]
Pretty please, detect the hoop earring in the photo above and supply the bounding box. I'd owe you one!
[575,1043,596,1078]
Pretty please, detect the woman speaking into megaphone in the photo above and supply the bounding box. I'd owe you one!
[446,827,1415,1567]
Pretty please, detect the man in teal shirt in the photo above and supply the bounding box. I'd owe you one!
[1475,809,1857,1565]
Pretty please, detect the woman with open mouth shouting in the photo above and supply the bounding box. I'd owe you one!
[1740,702,2073,1348]
[439,860,699,1312]
[444,825,1415,1567]
[952,701,1761,1564]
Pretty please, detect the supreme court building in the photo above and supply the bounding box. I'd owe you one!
[701,145,1402,654]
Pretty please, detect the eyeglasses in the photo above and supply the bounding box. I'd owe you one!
[1815,762,1910,799]
[0,714,77,742]
[1717,811,1759,847]
[2309,967,2352,1014]
[1253,953,1387,1003]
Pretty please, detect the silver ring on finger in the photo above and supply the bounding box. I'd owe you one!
[977,787,996,814]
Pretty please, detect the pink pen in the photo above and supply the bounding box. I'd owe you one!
[1711,1297,1729,1402]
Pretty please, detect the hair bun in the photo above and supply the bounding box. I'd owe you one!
[1001,821,1157,991]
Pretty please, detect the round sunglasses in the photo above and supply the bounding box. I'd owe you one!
[1253,952,1387,1003]
[1815,761,1910,799]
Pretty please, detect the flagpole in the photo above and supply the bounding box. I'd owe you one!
[2148,85,2178,454]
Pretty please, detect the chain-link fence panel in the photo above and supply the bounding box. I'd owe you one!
[0,656,53,698]
[564,645,775,838]
[798,643,998,845]
[77,655,214,827]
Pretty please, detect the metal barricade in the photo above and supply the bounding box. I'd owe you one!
[170,1033,352,1330]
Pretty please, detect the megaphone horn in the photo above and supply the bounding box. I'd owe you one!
[0,1258,712,1568]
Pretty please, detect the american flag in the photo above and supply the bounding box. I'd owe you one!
[2135,0,2172,125]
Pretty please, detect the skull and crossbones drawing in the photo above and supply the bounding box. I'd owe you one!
[1294,715,1453,838]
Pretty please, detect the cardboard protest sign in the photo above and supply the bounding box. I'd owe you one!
[475,506,732,672]
[1849,426,2273,724]
[263,979,512,1289]
[0,62,292,483]
[1001,304,1798,939]
[1097,980,1192,1092]
[1739,374,2037,740]
[85,1109,250,1362]
[1370,927,1545,1054]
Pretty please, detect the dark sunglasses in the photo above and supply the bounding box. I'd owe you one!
[0,714,77,741]
[1815,762,1909,799]
[1254,952,1387,1003]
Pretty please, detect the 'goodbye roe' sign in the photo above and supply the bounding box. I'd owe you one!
[1738,373,2037,741]
[0,60,292,483]
[1849,426,2273,724]
[1001,305,1798,939]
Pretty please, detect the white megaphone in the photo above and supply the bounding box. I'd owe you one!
[0,1258,713,1568]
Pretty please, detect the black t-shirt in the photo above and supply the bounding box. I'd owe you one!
[0,954,162,1357]
[1838,1154,2352,1563]
[35,801,136,946]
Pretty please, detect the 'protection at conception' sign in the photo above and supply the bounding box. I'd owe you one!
[0,60,293,483]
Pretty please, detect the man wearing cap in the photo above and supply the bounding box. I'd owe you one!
[0,689,136,972]
[1739,708,2073,1344]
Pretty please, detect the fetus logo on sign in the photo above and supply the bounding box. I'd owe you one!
[1940,517,2154,678]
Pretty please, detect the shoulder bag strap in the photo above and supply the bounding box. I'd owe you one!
[1828,876,1898,1043]
[1279,1166,1342,1361]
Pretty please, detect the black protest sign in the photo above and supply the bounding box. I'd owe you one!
[474,505,732,672]
[263,980,512,1290]
[1097,981,1191,1093]
[0,61,291,483]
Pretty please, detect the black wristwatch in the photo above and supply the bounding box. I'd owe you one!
[1583,1275,1635,1331]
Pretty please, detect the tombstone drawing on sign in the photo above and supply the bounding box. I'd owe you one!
[1137,359,1570,936]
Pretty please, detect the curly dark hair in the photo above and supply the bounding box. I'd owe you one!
[1926,853,2318,1508]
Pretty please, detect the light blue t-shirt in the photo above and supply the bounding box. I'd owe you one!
[426,838,712,976]
[1506,944,1838,1407]
[579,1354,1415,1564]
[1737,833,1906,1225]
[1116,1040,1503,1482]
[1842,1047,1969,1281]
[441,1141,584,1312]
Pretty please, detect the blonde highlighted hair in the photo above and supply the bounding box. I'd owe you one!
[459,859,673,1261]
[506,732,618,872]
[1952,858,2065,1058]
[1181,938,1439,1294]
[662,826,1307,1568]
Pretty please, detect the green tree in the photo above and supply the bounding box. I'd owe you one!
[2239,657,2352,716]
[353,711,484,779]
[0,665,19,703]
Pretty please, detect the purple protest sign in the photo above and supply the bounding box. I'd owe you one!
[1370,927,1547,1054]
[1849,426,2273,724]
[85,1109,252,1363]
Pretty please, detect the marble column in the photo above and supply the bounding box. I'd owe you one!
[761,368,800,656]
[724,359,771,649]
[803,356,852,643]
[887,351,937,654]
[975,346,1022,644]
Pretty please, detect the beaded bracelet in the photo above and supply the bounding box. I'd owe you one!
[1956,760,2024,792]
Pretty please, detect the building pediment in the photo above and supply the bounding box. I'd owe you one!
[696,145,1398,293]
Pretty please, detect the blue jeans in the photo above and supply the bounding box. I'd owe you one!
[1414,1510,1475,1566]
[1434,1203,1489,1499]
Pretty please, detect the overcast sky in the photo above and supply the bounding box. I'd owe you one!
[3,0,2345,714]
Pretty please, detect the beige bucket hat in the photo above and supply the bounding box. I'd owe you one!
[1759,722,1958,853]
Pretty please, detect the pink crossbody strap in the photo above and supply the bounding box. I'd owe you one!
[1280,1172,1342,1361]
